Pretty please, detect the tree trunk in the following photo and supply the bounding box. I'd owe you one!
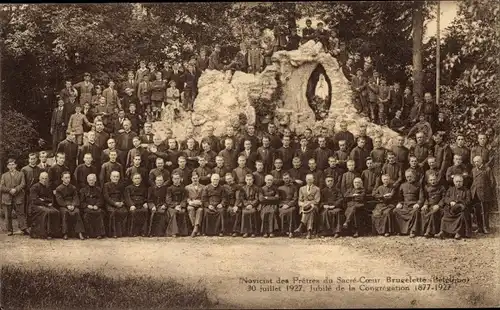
[412,2,424,102]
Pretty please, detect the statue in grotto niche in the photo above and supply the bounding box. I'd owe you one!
[306,64,332,120]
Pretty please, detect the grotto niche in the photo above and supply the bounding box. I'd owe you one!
[306,64,332,121]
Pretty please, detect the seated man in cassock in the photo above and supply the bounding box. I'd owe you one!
[125,173,149,237]
[79,173,106,239]
[394,169,424,238]
[238,173,260,238]
[294,174,320,239]
[436,175,472,240]
[55,171,85,240]
[165,172,189,237]
[372,174,396,237]
[224,173,242,237]
[421,173,445,238]
[147,175,169,237]
[277,172,298,238]
[342,177,366,238]
[259,175,280,238]
[186,172,205,237]
[103,171,128,238]
[30,172,61,239]
[319,175,344,238]
[201,173,227,236]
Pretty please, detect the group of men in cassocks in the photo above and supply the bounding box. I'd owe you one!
[3,110,496,241]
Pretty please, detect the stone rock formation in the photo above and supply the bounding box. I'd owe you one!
[153,40,405,148]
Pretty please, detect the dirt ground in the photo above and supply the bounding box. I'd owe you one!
[1,229,498,309]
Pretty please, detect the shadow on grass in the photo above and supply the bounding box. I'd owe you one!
[1,265,214,309]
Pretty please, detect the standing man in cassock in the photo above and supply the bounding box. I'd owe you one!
[55,171,85,240]
[100,150,124,187]
[51,98,69,153]
[74,153,98,190]
[29,172,61,239]
[294,174,320,239]
[1,159,27,235]
[437,175,472,240]
[48,153,69,193]
[78,131,101,167]
[165,173,189,237]
[393,169,424,238]
[201,173,227,236]
[56,131,79,175]
[21,153,41,227]
[103,171,128,238]
[79,173,106,239]
[116,120,137,165]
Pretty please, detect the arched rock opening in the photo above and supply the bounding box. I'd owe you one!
[306,64,332,121]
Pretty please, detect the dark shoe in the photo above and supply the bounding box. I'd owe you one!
[263,233,269,238]
[232,233,238,237]
[63,234,68,240]
[7,231,13,236]
[113,235,118,239]
[423,233,431,238]
[288,232,293,238]
[269,233,275,238]
[409,233,416,238]
[320,235,325,239]
[251,234,256,238]
[333,233,340,238]
[172,234,177,238]
[353,232,359,238]
[78,233,85,240]
[454,233,462,240]
[342,222,348,229]
[218,233,224,237]
[384,233,390,237]
[242,233,248,238]
[483,228,490,234]
[96,236,102,239]
[435,232,444,239]
[22,229,30,236]
[47,236,52,240]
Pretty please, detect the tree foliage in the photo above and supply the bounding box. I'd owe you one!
[437,0,500,145]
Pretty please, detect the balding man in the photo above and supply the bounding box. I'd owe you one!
[103,171,128,238]
[101,138,125,166]
[79,173,105,238]
[259,175,280,237]
[393,169,424,238]
[294,174,320,239]
[29,172,61,239]
[437,175,472,240]
[471,156,496,234]
[201,173,227,236]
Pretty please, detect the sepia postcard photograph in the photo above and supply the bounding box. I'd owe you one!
[0,1,499,309]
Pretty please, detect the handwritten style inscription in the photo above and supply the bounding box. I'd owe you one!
[239,276,469,293]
